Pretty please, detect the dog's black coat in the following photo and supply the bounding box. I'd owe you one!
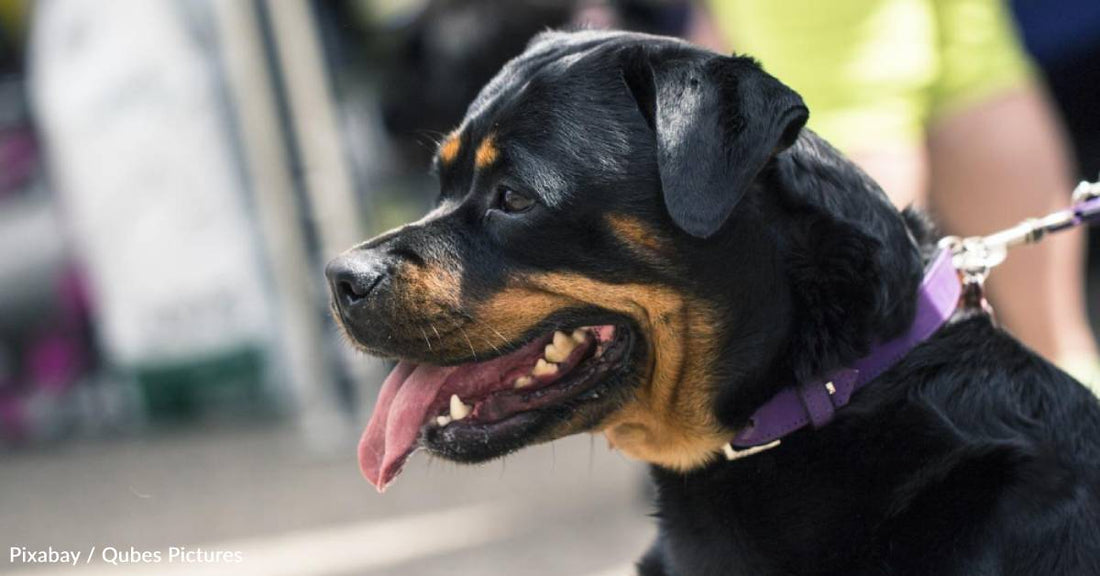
[338,30,1100,574]
[615,36,1100,575]
[644,312,1100,575]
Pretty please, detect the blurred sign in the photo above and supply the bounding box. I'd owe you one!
[30,0,274,367]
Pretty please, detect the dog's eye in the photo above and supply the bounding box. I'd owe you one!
[497,187,535,214]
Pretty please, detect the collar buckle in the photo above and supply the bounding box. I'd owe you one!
[723,440,781,461]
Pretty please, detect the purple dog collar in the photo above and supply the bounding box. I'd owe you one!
[729,249,961,453]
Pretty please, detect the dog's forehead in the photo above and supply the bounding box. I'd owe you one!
[466,31,690,120]
[435,32,694,194]
[430,30,730,214]
[465,30,634,119]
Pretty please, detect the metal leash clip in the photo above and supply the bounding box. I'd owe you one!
[938,178,1100,317]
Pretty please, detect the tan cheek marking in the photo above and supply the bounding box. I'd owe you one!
[475,133,499,169]
[439,131,461,165]
[606,214,669,256]
[401,263,462,310]
[378,258,472,356]
[470,272,731,471]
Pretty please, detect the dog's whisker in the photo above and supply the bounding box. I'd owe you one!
[455,310,511,350]
[429,323,443,346]
[480,334,501,355]
[484,322,511,347]
[448,318,478,361]
[468,318,506,354]
[418,326,432,351]
[460,328,478,361]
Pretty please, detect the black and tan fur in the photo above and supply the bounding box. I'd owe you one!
[328,31,1100,575]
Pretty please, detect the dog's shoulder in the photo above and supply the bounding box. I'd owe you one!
[871,315,1100,573]
[889,314,1100,467]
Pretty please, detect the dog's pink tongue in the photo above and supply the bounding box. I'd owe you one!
[358,361,457,492]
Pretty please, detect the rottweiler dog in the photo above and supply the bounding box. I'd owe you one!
[327,31,1100,575]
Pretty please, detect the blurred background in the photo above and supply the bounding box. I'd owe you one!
[0,1,1098,574]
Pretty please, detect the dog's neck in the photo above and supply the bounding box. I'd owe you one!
[727,249,960,454]
[645,316,1014,575]
[708,132,928,433]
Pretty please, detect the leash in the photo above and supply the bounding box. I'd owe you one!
[939,179,1100,318]
[723,178,1100,461]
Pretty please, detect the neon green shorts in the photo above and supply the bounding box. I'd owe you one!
[707,0,1034,151]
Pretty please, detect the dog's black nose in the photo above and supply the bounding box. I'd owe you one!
[326,254,388,312]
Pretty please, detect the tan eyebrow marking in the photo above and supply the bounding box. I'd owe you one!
[439,130,461,165]
[606,214,668,256]
[475,133,499,169]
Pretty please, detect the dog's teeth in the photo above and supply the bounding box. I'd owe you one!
[553,330,574,350]
[449,394,471,420]
[554,329,572,349]
[514,375,534,389]
[571,329,587,344]
[435,415,452,427]
[533,358,558,377]
[545,331,576,363]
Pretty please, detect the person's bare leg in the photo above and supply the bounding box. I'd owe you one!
[927,85,1098,367]
[848,142,928,211]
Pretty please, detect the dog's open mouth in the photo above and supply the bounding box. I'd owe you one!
[359,324,631,491]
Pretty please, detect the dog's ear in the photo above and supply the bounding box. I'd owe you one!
[623,50,808,238]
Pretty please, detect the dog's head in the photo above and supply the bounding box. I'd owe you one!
[328,31,923,491]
